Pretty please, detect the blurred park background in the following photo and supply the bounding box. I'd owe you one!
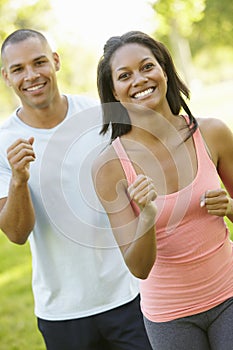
[0,0,232,349]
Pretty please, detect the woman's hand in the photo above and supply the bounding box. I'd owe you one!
[128,174,157,218]
[200,188,233,217]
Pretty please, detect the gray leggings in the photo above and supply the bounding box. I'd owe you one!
[144,297,233,350]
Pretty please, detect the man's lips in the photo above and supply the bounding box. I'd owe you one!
[24,83,45,92]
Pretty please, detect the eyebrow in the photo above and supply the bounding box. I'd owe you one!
[9,55,47,70]
[115,57,152,72]
[9,63,21,70]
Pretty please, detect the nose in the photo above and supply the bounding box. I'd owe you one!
[132,72,148,87]
[24,66,40,81]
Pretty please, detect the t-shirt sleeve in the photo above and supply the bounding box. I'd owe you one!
[0,154,11,199]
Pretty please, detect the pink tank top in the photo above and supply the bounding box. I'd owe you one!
[112,126,233,322]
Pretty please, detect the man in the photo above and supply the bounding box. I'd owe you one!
[0,29,152,349]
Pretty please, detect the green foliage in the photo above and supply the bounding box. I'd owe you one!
[0,0,54,121]
[150,0,233,85]
[191,0,233,53]
[0,0,52,43]
[152,0,205,38]
[151,0,233,49]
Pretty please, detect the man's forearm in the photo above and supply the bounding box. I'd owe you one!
[0,180,35,244]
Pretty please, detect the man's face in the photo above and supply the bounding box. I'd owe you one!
[1,37,60,109]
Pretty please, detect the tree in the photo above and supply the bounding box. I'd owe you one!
[151,0,205,85]
[191,0,233,54]
[151,0,233,85]
[0,0,53,44]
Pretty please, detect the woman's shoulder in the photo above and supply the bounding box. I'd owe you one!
[92,142,128,200]
[92,142,125,181]
[197,117,233,162]
[198,117,232,140]
[197,117,227,131]
[93,143,116,168]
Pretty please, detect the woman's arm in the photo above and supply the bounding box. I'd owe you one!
[92,150,157,279]
[199,118,233,222]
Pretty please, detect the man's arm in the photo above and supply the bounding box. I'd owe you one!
[0,137,36,244]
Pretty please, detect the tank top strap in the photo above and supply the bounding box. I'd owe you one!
[182,115,213,165]
[111,137,137,185]
[187,121,215,169]
[112,137,140,215]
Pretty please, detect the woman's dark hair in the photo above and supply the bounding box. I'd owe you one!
[97,30,197,141]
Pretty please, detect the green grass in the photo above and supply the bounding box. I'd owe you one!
[225,218,233,240]
[0,233,45,350]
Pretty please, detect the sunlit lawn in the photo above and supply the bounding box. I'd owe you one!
[190,80,232,127]
[0,233,45,350]
[0,80,232,349]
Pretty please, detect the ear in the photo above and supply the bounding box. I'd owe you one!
[53,52,60,72]
[1,67,11,87]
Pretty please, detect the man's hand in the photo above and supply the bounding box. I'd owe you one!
[7,137,35,185]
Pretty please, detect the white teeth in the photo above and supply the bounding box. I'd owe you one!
[134,88,154,99]
[27,84,44,92]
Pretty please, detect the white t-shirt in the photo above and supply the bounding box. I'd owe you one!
[0,94,139,320]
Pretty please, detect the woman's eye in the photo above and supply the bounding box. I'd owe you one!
[118,72,130,80]
[143,63,154,71]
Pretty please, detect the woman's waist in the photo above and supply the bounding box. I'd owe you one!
[140,257,233,322]
[143,239,233,291]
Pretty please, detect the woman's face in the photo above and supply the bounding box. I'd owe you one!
[110,43,168,114]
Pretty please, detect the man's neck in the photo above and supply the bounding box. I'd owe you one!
[17,95,68,129]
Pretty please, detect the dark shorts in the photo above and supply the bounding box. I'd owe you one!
[38,295,152,350]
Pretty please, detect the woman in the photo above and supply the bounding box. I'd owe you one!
[92,31,233,349]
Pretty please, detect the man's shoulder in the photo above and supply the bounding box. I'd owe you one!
[0,110,27,150]
[66,93,100,111]
[0,112,17,132]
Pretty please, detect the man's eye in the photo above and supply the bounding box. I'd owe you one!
[36,60,45,65]
[12,67,22,73]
